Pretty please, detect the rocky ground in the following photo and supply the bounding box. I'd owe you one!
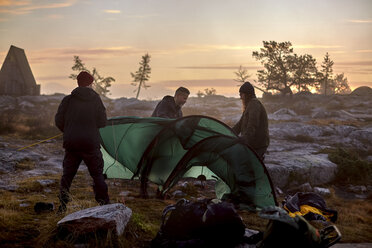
[1,91,371,195]
[0,90,372,246]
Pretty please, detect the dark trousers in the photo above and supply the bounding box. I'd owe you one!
[59,149,110,205]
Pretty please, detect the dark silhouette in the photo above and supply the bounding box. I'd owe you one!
[233,82,269,160]
[151,87,190,119]
[55,71,110,213]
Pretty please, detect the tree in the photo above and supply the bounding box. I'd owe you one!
[234,65,251,85]
[318,52,335,95]
[252,41,294,95]
[290,54,318,92]
[333,73,351,94]
[204,88,217,96]
[131,53,151,99]
[69,56,115,96]
[196,88,217,97]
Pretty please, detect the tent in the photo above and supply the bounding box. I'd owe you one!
[99,115,277,210]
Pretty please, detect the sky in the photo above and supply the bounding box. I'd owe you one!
[0,0,371,99]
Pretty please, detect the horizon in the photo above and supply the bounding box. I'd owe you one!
[0,0,371,99]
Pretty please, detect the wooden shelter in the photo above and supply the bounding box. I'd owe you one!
[0,45,40,96]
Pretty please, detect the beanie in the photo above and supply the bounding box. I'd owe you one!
[239,82,255,96]
[77,71,94,87]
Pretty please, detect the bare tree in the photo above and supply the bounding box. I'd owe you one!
[234,65,251,85]
[69,56,115,96]
[131,53,151,99]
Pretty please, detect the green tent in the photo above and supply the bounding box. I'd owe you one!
[100,115,277,210]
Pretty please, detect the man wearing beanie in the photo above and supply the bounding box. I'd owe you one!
[233,82,269,160]
[55,71,110,213]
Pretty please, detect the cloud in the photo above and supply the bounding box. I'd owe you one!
[177,65,260,70]
[46,14,63,19]
[294,44,343,49]
[125,14,159,19]
[0,0,75,15]
[0,0,30,7]
[157,79,241,88]
[348,19,372,23]
[336,60,372,66]
[356,50,372,53]
[27,46,146,63]
[104,9,121,14]
[183,44,261,52]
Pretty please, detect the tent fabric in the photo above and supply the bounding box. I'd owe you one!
[99,115,277,210]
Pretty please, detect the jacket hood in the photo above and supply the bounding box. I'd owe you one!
[162,95,181,109]
[71,87,98,101]
[162,95,174,102]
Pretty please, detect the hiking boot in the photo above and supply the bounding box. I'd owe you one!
[57,203,66,215]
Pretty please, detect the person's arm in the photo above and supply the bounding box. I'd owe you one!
[55,96,69,132]
[240,101,261,144]
[232,117,242,135]
[96,97,107,128]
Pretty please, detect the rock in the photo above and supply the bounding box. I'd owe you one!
[34,202,55,213]
[275,187,283,195]
[36,179,56,186]
[350,86,372,96]
[269,108,297,121]
[265,147,337,189]
[57,203,132,236]
[119,191,130,197]
[172,190,186,198]
[348,185,367,194]
[314,187,331,197]
[289,182,313,193]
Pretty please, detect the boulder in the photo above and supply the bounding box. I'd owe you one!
[350,86,372,96]
[269,108,298,121]
[265,144,338,189]
[57,203,132,236]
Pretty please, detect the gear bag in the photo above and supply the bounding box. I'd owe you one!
[257,206,341,248]
[151,198,246,248]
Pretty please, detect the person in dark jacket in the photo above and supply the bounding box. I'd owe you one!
[55,71,110,213]
[233,82,269,160]
[151,87,190,118]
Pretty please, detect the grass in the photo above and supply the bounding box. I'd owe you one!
[306,119,365,128]
[1,139,372,247]
[324,147,372,186]
[0,168,371,247]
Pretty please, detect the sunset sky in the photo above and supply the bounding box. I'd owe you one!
[0,0,371,99]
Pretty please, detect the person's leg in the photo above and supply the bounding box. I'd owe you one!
[59,150,81,212]
[83,149,110,205]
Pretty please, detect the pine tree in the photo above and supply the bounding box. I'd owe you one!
[318,52,334,95]
[131,53,151,99]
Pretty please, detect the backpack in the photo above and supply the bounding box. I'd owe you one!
[257,206,341,248]
[151,198,246,248]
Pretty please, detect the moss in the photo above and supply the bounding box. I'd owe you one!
[15,158,36,171]
[327,147,372,185]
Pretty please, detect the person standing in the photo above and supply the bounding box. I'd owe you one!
[233,82,269,160]
[55,71,110,213]
[151,87,190,118]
